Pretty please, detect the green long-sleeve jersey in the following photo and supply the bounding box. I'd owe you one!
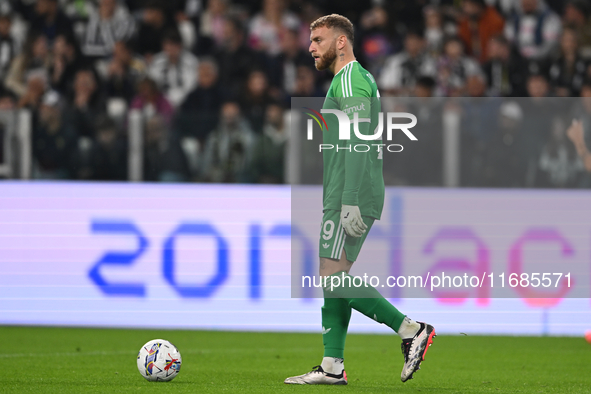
[322,60,385,220]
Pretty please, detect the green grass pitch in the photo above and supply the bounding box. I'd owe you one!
[1,326,590,393]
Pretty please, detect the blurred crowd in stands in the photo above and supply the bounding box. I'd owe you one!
[1,0,591,187]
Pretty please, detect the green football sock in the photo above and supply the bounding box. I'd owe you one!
[325,271,406,332]
[321,294,351,359]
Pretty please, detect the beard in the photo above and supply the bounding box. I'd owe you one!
[314,41,337,71]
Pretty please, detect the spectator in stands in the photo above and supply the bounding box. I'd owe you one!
[481,101,527,187]
[61,0,94,27]
[248,0,300,56]
[4,0,591,188]
[537,116,585,187]
[63,69,105,138]
[458,0,505,63]
[377,0,422,34]
[130,77,174,126]
[50,33,86,96]
[99,40,147,103]
[527,72,550,99]
[378,31,436,97]
[32,90,75,179]
[13,0,75,44]
[121,0,145,13]
[296,2,323,49]
[174,4,198,54]
[482,35,528,96]
[199,0,229,48]
[149,29,198,107]
[177,57,222,140]
[134,0,174,62]
[570,82,591,139]
[183,0,213,54]
[566,118,591,173]
[567,84,591,173]
[268,28,312,96]
[504,0,561,60]
[394,76,444,186]
[521,72,555,185]
[549,27,586,96]
[0,87,16,167]
[562,0,591,55]
[423,6,445,57]
[0,87,15,110]
[0,14,17,84]
[462,73,501,148]
[466,73,489,97]
[5,32,51,98]
[413,75,436,98]
[251,102,287,184]
[82,0,135,58]
[291,65,325,98]
[76,115,127,180]
[145,5,205,57]
[460,71,504,186]
[17,71,47,111]
[216,17,263,99]
[357,5,396,76]
[200,101,256,183]
[143,114,190,182]
[240,69,272,134]
[435,36,482,96]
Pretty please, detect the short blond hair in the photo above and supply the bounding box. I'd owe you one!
[310,14,354,43]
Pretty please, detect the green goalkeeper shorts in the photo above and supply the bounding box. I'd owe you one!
[318,209,375,263]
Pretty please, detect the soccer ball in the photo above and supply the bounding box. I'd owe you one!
[137,339,182,382]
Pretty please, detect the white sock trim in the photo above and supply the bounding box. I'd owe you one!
[321,357,344,374]
[397,316,421,339]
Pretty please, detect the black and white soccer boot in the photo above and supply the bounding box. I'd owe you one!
[400,322,436,382]
[284,364,347,385]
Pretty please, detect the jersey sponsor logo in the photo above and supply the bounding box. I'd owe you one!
[343,103,366,114]
[322,243,330,249]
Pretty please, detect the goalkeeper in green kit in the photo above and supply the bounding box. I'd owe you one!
[284,14,436,385]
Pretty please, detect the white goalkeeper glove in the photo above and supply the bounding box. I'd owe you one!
[341,205,368,238]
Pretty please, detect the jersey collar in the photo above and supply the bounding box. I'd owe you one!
[334,60,357,77]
